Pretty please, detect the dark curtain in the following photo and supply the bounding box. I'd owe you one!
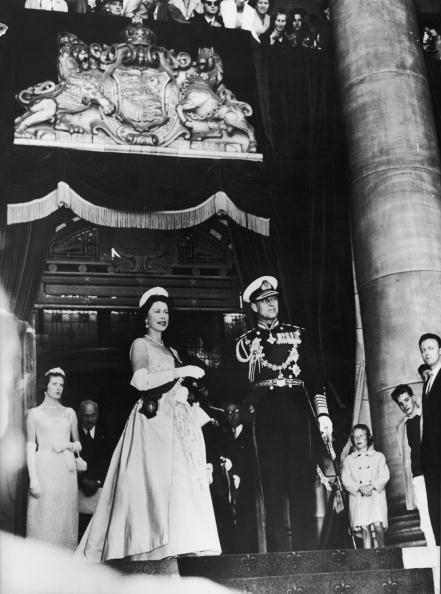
[0,209,53,322]
[426,56,441,150]
[0,7,53,322]
[251,43,355,412]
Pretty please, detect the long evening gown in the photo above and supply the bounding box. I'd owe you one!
[77,338,221,561]
[26,407,79,549]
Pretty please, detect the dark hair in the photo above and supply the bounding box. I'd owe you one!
[350,423,373,448]
[269,7,288,32]
[419,333,441,348]
[139,295,171,321]
[42,371,65,391]
[390,384,413,403]
[290,6,307,20]
[249,0,271,11]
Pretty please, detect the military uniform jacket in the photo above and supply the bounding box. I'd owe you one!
[236,320,329,418]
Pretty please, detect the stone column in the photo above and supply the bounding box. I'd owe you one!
[332,0,441,510]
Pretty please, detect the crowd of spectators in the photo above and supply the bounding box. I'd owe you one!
[423,26,441,60]
[24,0,331,49]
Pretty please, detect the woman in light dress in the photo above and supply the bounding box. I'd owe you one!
[342,424,390,548]
[26,367,81,549]
[77,287,221,561]
[252,0,270,38]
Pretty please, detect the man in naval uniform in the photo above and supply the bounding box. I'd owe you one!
[236,276,332,551]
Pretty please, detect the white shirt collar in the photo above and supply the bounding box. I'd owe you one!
[82,426,96,438]
[234,424,243,438]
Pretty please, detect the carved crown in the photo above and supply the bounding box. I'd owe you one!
[122,23,156,47]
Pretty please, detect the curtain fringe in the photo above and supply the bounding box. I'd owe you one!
[7,182,270,236]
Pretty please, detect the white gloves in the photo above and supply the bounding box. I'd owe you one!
[318,415,333,439]
[175,365,205,380]
[52,441,81,454]
[220,457,232,472]
[233,474,241,490]
[26,442,40,498]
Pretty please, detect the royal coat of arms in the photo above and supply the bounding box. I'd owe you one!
[14,23,261,160]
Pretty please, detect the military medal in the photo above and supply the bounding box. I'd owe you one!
[267,332,276,344]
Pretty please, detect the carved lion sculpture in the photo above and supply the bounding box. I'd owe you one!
[15,33,115,137]
[176,48,257,152]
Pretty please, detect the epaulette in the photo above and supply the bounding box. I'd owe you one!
[236,328,257,342]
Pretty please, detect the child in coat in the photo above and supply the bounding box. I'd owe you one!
[342,424,390,548]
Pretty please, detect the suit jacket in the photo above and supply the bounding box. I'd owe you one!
[221,423,257,497]
[422,370,441,473]
[79,425,112,484]
[190,12,224,27]
[396,412,423,510]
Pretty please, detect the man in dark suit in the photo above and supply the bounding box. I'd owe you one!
[221,401,258,552]
[419,333,441,545]
[78,400,112,539]
[190,0,224,27]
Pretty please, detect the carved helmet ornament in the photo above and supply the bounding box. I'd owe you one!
[14,23,261,160]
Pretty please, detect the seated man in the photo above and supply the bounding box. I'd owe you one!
[77,400,112,539]
[191,0,224,27]
[391,384,436,546]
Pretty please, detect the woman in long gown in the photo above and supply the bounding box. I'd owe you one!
[26,367,81,549]
[77,287,221,561]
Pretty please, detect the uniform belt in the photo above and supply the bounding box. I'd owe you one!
[253,378,304,389]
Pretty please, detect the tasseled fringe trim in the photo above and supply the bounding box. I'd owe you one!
[7,182,270,236]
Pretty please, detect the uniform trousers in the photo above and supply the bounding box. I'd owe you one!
[254,386,316,552]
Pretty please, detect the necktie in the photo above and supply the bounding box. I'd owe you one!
[426,371,434,394]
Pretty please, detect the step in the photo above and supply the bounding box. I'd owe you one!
[388,510,426,547]
[219,568,434,594]
[110,548,405,579]
[177,549,404,579]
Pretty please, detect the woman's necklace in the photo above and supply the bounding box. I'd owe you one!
[145,333,163,346]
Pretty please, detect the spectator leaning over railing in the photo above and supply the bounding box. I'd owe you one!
[250,0,270,38]
[259,7,289,46]
[287,6,307,47]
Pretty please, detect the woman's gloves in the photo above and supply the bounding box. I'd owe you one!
[174,365,205,380]
[52,441,81,454]
[318,415,333,439]
[26,442,40,498]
